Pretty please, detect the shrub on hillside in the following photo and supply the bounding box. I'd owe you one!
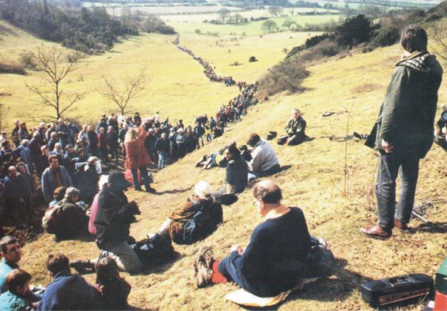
[299,40,342,62]
[0,61,27,75]
[19,51,37,69]
[363,26,401,53]
[145,16,176,35]
[257,57,309,97]
[335,14,376,47]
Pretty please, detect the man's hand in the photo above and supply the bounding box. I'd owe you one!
[382,139,393,153]
[231,244,245,255]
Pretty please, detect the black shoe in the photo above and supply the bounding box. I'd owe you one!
[146,187,156,193]
[135,186,143,191]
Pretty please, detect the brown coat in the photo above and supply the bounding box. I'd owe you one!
[169,198,223,244]
[124,129,152,170]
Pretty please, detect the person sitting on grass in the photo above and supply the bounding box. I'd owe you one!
[94,257,131,310]
[194,180,312,297]
[0,269,35,311]
[212,143,248,200]
[246,133,280,181]
[45,187,89,241]
[149,181,223,245]
[37,254,102,311]
[279,108,307,146]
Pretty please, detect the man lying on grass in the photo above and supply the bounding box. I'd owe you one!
[194,180,313,297]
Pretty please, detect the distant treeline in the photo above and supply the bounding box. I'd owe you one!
[0,0,175,54]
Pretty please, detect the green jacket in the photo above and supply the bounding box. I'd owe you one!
[285,116,306,136]
[373,51,442,158]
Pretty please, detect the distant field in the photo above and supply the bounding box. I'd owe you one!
[179,32,314,83]
[0,21,306,126]
[161,8,339,23]
[84,4,242,16]
[168,15,342,35]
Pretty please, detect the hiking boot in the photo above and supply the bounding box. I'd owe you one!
[195,261,213,288]
[70,260,96,274]
[394,218,408,231]
[196,246,215,269]
[360,225,392,240]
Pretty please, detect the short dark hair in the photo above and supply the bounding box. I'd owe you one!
[253,181,282,204]
[401,25,427,53]
[47,254,70,275]
[227,143,241,159]
[247,133,261,147]
[48,155,59,164]
[0,236,18,254]
[96,257,119,284]
[6,269,31,294]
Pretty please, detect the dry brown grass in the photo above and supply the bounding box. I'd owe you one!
[11,26,447,311]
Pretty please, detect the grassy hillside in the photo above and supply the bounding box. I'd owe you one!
[0,18,447,311]
[13,24,447,311]
[0,21,310,127]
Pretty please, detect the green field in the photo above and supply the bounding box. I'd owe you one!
[168,15,342,35]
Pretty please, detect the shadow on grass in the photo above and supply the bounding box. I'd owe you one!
[155,186,193,195]
[239,258,371,311]
[140,251,183,276]
[412,222,447,234]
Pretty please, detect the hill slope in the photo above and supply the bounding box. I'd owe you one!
[6,22,447,311]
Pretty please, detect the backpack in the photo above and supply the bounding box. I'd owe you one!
[305,237,335,278]
[182,200,211,245]
[42,203,63,234]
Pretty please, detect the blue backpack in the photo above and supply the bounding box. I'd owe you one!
[182,200,211,244]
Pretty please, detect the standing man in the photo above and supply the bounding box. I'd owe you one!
[154,133,169,170]
[361,25,443,239]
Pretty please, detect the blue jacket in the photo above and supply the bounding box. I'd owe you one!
[41,166,73,203]
[0,259,18,294]
[37,270,102,311]
[0,290,30,311]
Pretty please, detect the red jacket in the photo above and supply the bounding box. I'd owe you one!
[124,129,152,170]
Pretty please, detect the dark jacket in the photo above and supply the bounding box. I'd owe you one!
[37,270,102,311]
[95,184,136,246]
[154,137,169,153]
[285,116,306,137]
[227,207,311,297]
[52,198,89,240]
[373,52,443,158]
[226,157,248,193]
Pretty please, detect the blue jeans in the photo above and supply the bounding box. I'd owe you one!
[218,252,245,288]
[376,153,420,229]
[248,164,281,181]
[158,151,166,170]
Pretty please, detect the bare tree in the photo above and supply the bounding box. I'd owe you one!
[26,47,87,120]
[99,68,147,116]
[430,20,447,61]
